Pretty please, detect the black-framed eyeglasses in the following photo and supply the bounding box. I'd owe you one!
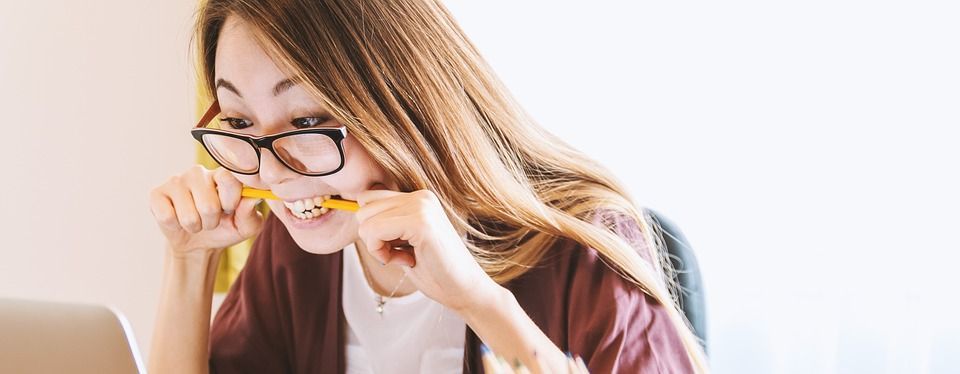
[191,100,348,177]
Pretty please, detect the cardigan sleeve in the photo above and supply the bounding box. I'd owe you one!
[565,211,695,373]
[208,215,291,373]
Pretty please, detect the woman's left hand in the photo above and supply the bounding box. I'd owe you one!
[354,188,501,312]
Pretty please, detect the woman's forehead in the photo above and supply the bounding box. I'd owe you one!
[214,16,289,97]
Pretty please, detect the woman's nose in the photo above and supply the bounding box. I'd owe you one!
[257,150,297,185]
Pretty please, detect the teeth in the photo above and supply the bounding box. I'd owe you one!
[284,194,338,220]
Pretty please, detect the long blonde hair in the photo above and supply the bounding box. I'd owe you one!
[196,0,707,370]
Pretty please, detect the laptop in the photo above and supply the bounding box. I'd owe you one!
[0,298,145,374]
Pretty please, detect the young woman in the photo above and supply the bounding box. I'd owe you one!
[148,0,707,373]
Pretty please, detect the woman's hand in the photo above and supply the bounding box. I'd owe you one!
[149,165,264,256]
[482,346,591,374]
[356,187,578,372]
[354,188,500,312]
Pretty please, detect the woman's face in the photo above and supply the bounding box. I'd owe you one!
[214,16,396,254]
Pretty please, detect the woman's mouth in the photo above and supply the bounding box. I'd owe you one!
[282,194,342,220]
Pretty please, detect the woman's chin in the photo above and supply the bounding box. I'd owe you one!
[296,241,344,255]
[273,205,357,254]
[287,231,354,255]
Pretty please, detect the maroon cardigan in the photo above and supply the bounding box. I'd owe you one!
[209,212,693,373]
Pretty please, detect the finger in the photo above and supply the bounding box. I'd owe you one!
[499,356,513,373]
[168,184,202,233]
[357,209,417,264]
[149,188,181,233]
[354,193,406,223]
[213,168,242,215]
[233,197,264,238]
[514,361,530,374]
[481,345,505,373]
[356,188,403,207]
[187,171,222,230]
[360,230,392,266]
[387,249,416,268]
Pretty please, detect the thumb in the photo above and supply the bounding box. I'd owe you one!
[233,197,264,238]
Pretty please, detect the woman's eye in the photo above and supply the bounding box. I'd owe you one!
[292,117,331,129]
[218,117,253,130]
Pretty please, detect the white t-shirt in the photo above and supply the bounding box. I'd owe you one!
[341,242,466,374]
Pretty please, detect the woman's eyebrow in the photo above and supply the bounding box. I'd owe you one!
[215,78,295,98]
[215,78,242,98]
[272,78,295,96]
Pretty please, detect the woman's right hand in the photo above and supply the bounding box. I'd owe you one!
[149,165,265,256]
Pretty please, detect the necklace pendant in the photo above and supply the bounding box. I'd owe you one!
[376,296,385,317]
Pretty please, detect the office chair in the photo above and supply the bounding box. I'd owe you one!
[643,208,708,353]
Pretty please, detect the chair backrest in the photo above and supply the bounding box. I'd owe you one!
[643,208,708,353]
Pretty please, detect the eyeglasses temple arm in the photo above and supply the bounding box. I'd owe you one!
[195,100,221,128]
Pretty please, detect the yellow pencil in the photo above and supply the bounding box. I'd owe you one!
[239,187,279,201]
[241,187,360,212]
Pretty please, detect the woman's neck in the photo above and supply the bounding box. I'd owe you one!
[352,240,419,297]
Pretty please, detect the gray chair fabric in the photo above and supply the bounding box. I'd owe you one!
[643,208,708,353]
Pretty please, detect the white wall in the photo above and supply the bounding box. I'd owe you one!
[1,1,957,372]
[444,1,960,373]
[0,0,196,359]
